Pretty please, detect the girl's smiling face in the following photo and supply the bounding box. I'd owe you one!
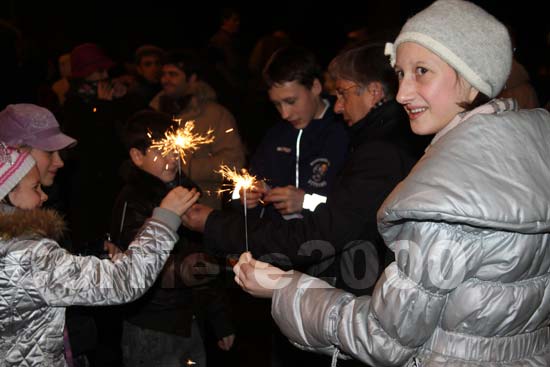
[395,42,478,135]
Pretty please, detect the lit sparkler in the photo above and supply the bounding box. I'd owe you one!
[217,165,258,252]
[148,119,214,163]
[148,119,215,183]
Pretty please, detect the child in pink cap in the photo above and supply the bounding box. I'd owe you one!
[0,103,76,187]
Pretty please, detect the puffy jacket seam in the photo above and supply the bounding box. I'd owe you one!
[386,209,545,228]
[425,342,550,364]
[327,293,355,346]
[436,326,548,339]
[367,311,417,352]
[469,272,550,287]
[395,266,448,298]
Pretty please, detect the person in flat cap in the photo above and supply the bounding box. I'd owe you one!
[233,1,550,365]
[0,103,76,188]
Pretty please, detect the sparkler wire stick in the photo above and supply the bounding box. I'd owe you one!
[243,189,249,252]
[217,165,258,253]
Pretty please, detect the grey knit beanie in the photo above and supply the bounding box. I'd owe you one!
[387,0,512,98]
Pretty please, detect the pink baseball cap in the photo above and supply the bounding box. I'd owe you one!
[0,104,77,151]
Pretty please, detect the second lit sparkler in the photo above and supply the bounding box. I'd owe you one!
[217,165,258,252]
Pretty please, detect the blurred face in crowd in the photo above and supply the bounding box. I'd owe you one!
[161,64,193,97]
[138,55,162,84]
[222,14,240,34]
[395,42,478,135]
[268,79,324,130]
[131,147,178,183]
[8,167,48,210]
[333,78,384,126]
[85,69,109,82]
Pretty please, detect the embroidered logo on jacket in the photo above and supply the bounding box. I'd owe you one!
[276,146,292,154]
[308,158,329,188]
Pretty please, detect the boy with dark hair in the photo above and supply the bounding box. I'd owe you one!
[112,110,235,366]
[243,46,349,221]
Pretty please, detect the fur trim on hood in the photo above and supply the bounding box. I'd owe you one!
[0,207,66,241]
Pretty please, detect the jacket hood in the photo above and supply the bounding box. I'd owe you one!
[0,206,65,241]
[378,108,550,243]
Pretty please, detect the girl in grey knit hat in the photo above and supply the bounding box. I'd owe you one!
[233,0,550,366]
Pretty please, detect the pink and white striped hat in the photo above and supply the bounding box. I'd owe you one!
[0,142,36,201]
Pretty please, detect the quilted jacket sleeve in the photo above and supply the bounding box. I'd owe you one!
[272,221,483,366]
[31,208,180,306]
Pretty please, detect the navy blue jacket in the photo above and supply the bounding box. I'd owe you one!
[249,97,349,200]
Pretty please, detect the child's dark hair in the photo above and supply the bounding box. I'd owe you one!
[161,49,202,79]
[121,110,174,154]
[262,46,321,89]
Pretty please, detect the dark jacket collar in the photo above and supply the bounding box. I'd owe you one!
[125,164,170,197]
[349,99,429,158]
[350,99,405,140]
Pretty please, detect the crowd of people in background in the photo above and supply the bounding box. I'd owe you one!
[1,1,550,367]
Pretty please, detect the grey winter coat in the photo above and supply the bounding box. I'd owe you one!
[0,206,181,367]
[272,107,550,366]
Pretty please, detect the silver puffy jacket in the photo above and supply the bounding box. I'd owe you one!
[272,107,550,366]
[0,206,180,367]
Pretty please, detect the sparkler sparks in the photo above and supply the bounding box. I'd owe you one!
[217,165,258,196]
[148,119,214,164]
[217,165,258,252]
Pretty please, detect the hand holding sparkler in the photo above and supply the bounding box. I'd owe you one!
[160,187,200,217]
[233,251,293,299]
[239,180,269,209]
[263,185,306,215]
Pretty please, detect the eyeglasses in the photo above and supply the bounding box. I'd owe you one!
[335,84,361,101]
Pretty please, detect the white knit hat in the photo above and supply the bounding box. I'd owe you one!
[0,142,36,201]
[387,0,512,98]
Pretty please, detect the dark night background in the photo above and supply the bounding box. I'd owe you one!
[1,2,549,366]
[1,0,549,87]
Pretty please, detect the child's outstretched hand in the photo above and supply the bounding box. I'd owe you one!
[160,187,200,216]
